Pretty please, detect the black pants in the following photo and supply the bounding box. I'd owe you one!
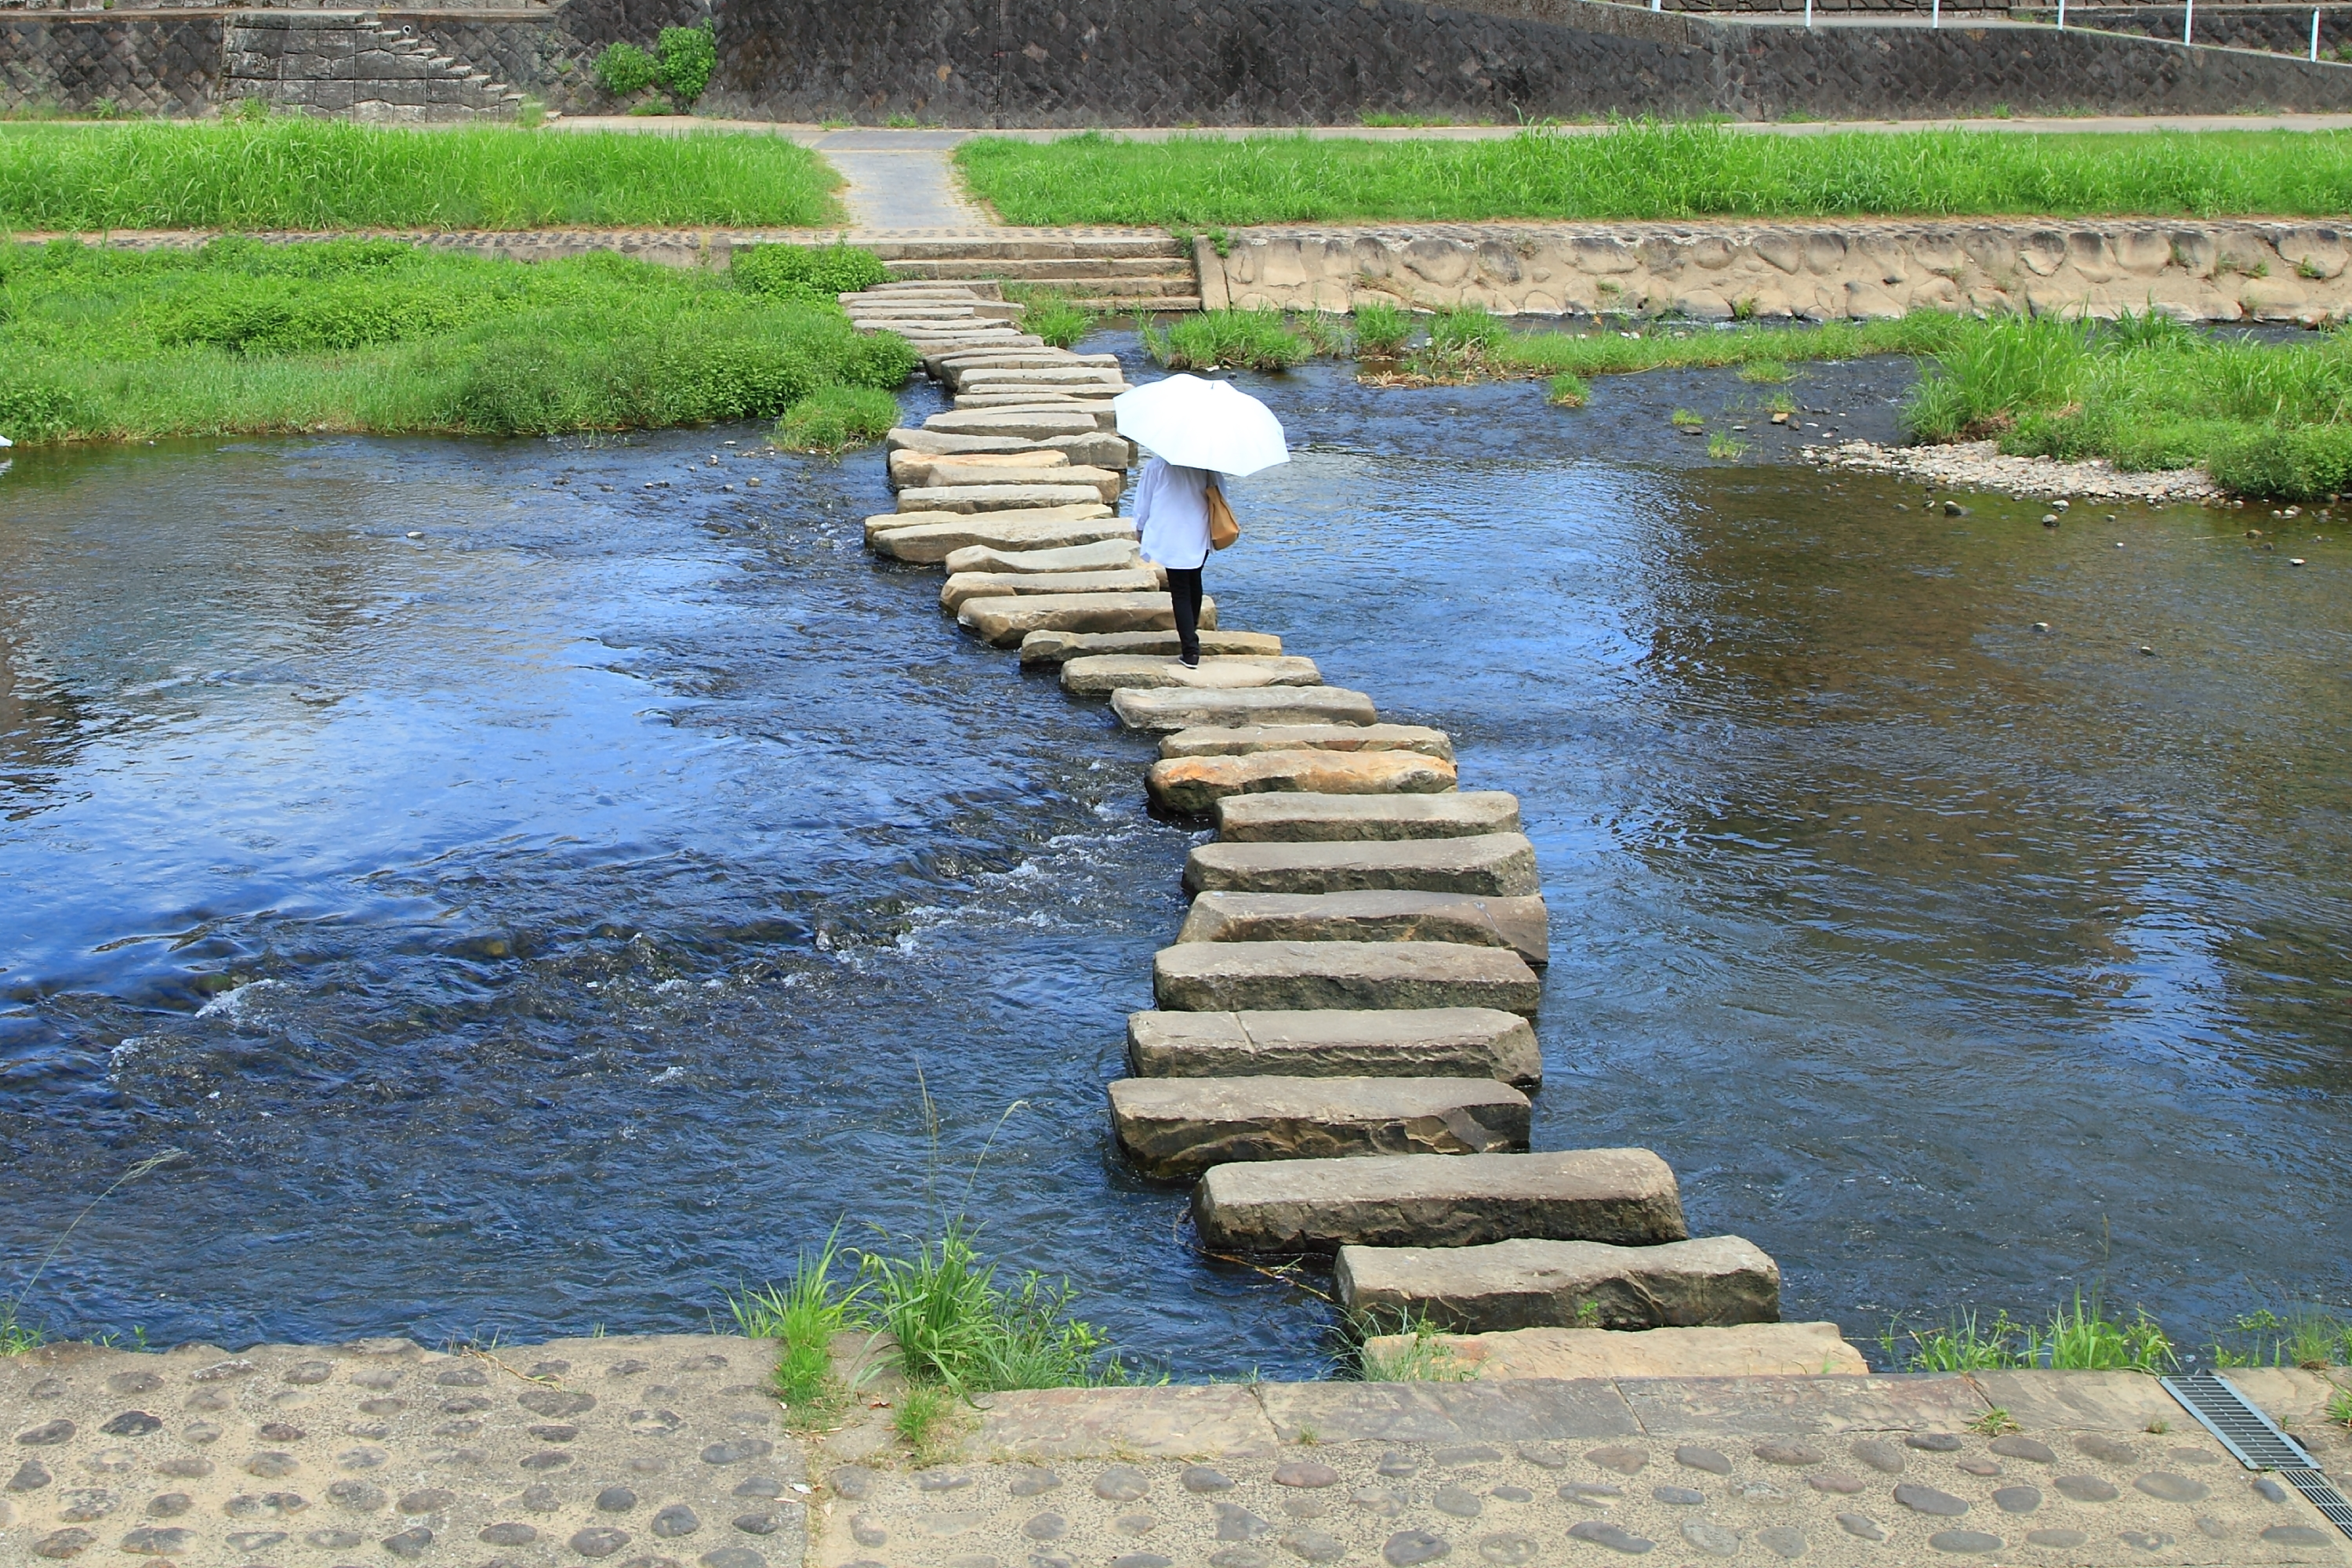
[1167,566,1204,659]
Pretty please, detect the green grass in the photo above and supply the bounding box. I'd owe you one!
[1142,307,1320,372]
[0,237,915,444]
[861,1218,1129,1394]
[1016,291,1099,348]
[1351,297,1411,356]
[0,1304,43,1356]
[958,123,2352,227]
[1881,1294,2178,1373]
[2210,1306,2352,1370]
[729,1229,866,1431]
[1354,1312,1476,1383]
[0,118,843,231]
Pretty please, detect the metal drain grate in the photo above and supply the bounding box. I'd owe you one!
[2163,1370,2352,1541]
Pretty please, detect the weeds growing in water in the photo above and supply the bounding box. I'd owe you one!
[1669,407,1705,428]
[1737,358,1792,383]
[1706,430,1746,459]
[1143,307,1317,372]
[1350,298,1411,357]
[776,385,902,453]
[1545,372,1589,408]
[1881,1294,2176,1374]
[1017,293,1098,349]
[2209,1306,2352,1370]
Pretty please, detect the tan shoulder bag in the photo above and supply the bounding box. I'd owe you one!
[1204,475,1240,550]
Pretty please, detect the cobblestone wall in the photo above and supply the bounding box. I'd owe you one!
[0,13,220,116]
[1203,217,2352,324]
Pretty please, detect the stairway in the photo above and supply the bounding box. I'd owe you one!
[223,11,524,120]
[850,232,1203,313]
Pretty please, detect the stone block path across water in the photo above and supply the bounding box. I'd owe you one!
[6,1335,2348,1567]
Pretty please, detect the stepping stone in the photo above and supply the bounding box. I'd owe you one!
[870,517,1137,566]
[1152,940,1540,1015]
[1149,750,1457,816]
[942,568,1163,612]
[1175,891,1547,967]
[944,538,1142,576]
[1359,1322,1871,1381]
[959,368,1127,389]
[897,482,1110,514]
[1128,1006,1541,1085]
[1064,655,1322,696]
[1111,686,1377,732]
[1336,1235,1783,1333]
[953,391,1109,410]
[1019,629,1283,666]
[920,463,1124,503]
[960,591,1218,648]
[927,409,1110,439]
[867,501,1109,546]
[1217,791,1521,843]
[891,447,1070,488]
[1184,834,1540,897]
[1107,1076,1531,1179]
[929,350,1122,374]
[1196,1149,1686,1251]
[1160,722,1455,763]
[885,428,1132,471]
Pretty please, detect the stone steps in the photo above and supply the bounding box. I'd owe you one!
[1149,749,1459,816]
[1107,1075,1532,1180]
[1152,939,1541,1015]
[1126,1006,1542,1086]
[1174,890,1548,967]
[1214,789,1520,842]
[1181,833,1541,897]
[1335,1234,1784,1334]
[834,281,1787,1377]
[1192,1149,1688,1252]
[1110,685,1378,732]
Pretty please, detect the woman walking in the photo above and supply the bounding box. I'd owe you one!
[1131,456,1216,667]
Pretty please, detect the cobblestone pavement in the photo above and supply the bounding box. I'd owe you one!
[10,1337,2347,1568]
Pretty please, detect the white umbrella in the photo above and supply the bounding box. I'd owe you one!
[1112,374,1290,477]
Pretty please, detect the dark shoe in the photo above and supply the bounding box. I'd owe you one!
[1179,651,1201,669]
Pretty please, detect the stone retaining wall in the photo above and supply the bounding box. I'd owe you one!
[1200,219,2352,323]
[6,0,2352,122]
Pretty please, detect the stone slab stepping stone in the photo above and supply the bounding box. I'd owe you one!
[1175,891,1546,967]
[1111,686,1377,732]
[897,482,1110,514]
[960,591,1218,648]
[869,517,1136,567]
[884,428,1133,471]
[926,409,1106,439]
[953,391,1111,409]
[1193,1149,1687,1252]
[942,568,1163,612]
[1152,940,1540,1015]
[1337,1234,1783,1333]
[929,350,1121,376]
[1216,790,1521,843]
[1108,1076,1531,1179]
[1184,833,1540,897]
[959,368,1127,389]
[1160,722,1456,763]
[943,538,1142,576]
[891,447,1070,488]
[1063,654,1323,696]
[1019,629,1283,666]
[1127,1006,1541,1085]
[1359,1321,1871,1381]
[1149,749,1457,816]
[867,501,1109,546]
[919,463,1124,503]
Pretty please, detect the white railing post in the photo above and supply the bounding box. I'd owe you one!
[2058,0,2067,28]
[1805,0,1814,28]
[1933,0,1941,29]
[2313,6,2322,59]
[2184,0,2194,44]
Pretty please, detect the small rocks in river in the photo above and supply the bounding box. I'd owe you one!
[2042,514,2060,526]
[2140,644,2158,655]
[1944,500,1969,517]
[2031,621,2052,633]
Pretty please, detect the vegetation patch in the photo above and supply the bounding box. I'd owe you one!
[1880,1294,2178,1373]
[0,238,915,445]
[1142,307,1326,372]
[0,117,842,231]
[959,123,2352,227]
[1014,290,1100,348]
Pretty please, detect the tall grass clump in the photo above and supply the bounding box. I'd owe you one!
[1352,1309,1476,1382]
[1351,297,1411,356]
[1143,307,1316,371]
[731,241,891,300]
[862,1218,1127,1393]
[730,1228,866,1429]
[1882,1293,2177,1374]
[2210,1305,2352,1370]
[1017,291,1098,348]
[0,238,913,444]
[958,123,2352,227]
[0,118,843,230]
[776,384,901,452]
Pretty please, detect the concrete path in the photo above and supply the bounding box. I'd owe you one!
[6,1335,2349,1568]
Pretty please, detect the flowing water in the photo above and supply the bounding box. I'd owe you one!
[2,339,2347,1377]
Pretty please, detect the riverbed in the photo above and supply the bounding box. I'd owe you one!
[2,339,2345,1376]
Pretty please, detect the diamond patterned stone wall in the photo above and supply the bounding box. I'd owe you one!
[0,14,223,118]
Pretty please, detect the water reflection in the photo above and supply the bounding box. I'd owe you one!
[1,344,2345,1373]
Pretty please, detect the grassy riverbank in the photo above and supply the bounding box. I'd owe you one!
[0,238,913,443]
[1149,304,2352,499]
[959,124,2352,226]
[0,118,843,230]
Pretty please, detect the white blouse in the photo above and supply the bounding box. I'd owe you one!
[1132,458,1215,571]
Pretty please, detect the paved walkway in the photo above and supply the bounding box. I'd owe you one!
[5,1335,2349,1567]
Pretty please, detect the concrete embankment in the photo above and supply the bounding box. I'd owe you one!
[1197,219,2352,323]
